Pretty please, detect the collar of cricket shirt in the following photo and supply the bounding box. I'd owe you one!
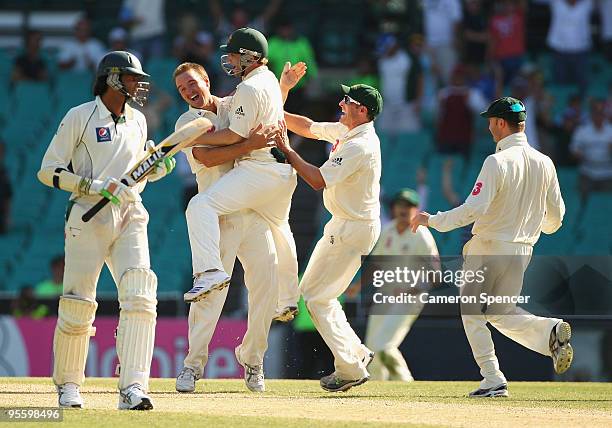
[495,132,528,153]
[344,121,375,141]
[243,64,268,81]
[95,96,134,122]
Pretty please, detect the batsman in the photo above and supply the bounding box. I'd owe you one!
[37,51,175,410]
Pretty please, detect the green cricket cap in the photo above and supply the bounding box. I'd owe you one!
[480,96,527,123]
[341,84,383,118]
[220,27,268,58]
[392,188,420,207]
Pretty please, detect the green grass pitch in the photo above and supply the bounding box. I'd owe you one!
[0,378,611,427]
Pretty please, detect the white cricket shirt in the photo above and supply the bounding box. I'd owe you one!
[428,132,565,245]
[41,96,148,200]
[175,97,233,192]
[372,219,439,257]
[228,65,283,162]
[311,121,382,221]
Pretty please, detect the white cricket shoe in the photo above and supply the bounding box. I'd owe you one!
[468,383,509,398]
[550,321,573,374]
[176,367,198,393]
[235,347,265,392]
[184,270,230,303]
[118,383,153,410]
[57,383,83,408]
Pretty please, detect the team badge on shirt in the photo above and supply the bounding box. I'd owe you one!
[235,106,245,117]
[472,182,483,196]
[95,127,112,142]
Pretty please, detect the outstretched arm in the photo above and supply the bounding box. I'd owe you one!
[192,125,277,167]
[274,121,325,190]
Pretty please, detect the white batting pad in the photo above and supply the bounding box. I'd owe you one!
[116,268,157,391]
[53,295,98,386]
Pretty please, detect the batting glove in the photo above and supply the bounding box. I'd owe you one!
[148,156,176,182]
[89,177,128,205]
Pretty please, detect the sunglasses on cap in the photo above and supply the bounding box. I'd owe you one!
[342,94,361,106]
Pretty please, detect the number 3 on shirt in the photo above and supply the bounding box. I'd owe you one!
[472,182,483,196]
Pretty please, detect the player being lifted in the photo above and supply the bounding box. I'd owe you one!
[172,61,280,392]
[274,77,384,391]
[37,51,175,410]
[410,97,573,397]
[180,28,300,323]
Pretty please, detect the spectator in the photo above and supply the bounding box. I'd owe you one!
[173,16,219,93]
[267,18,318,114]
[107,27,142,60]
[465,62,503,101]
[570,99,612,201]
[347,55,379,90]
[0,141,12,234]
[510,77,541,151]
[57,16,106,73]
[422,0,463,86]
[34,255,64,298]
[210,0,282,42]
[461,0,489,67]
[555,93,585,165]
[11,287,48,319]
[435,65,487,159]
[600,0,612,61]
[119,0,166,63]
[377,34,423,151]
[12,30,48,82]
[488,0,527,86]
[546,0,594,92]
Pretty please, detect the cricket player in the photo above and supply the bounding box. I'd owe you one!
[410,97,572,397]
[37,51,175,410]
[365,189,439,381]
[179,27,300,323]
[172,62,279,392]
[275,83,384,392]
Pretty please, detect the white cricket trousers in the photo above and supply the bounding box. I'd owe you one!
[59,197,154,389]
[460,236,560,388]
[183,210,277,372]
[63,198,151,300]
[365,297,425,381]
[185,160,299,309]
[301,217,380,380]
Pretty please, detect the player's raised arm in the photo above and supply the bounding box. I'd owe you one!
[279,61,307,103]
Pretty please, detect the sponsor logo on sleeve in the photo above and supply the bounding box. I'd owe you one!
[471,182,483,196]
[95,127,112,143]
[331,139,340,152]
[235,106,245,117]
[331,157,343,166]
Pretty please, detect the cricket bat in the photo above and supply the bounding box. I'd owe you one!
[81,117,213,222]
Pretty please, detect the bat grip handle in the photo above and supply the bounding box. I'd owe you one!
[81,178,129,222]
[81,197,110,222]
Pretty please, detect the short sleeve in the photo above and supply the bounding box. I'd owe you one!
[319,141,365,188]
[175,110,201,132]
[228,85,260,138]
[310,122,348,144]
